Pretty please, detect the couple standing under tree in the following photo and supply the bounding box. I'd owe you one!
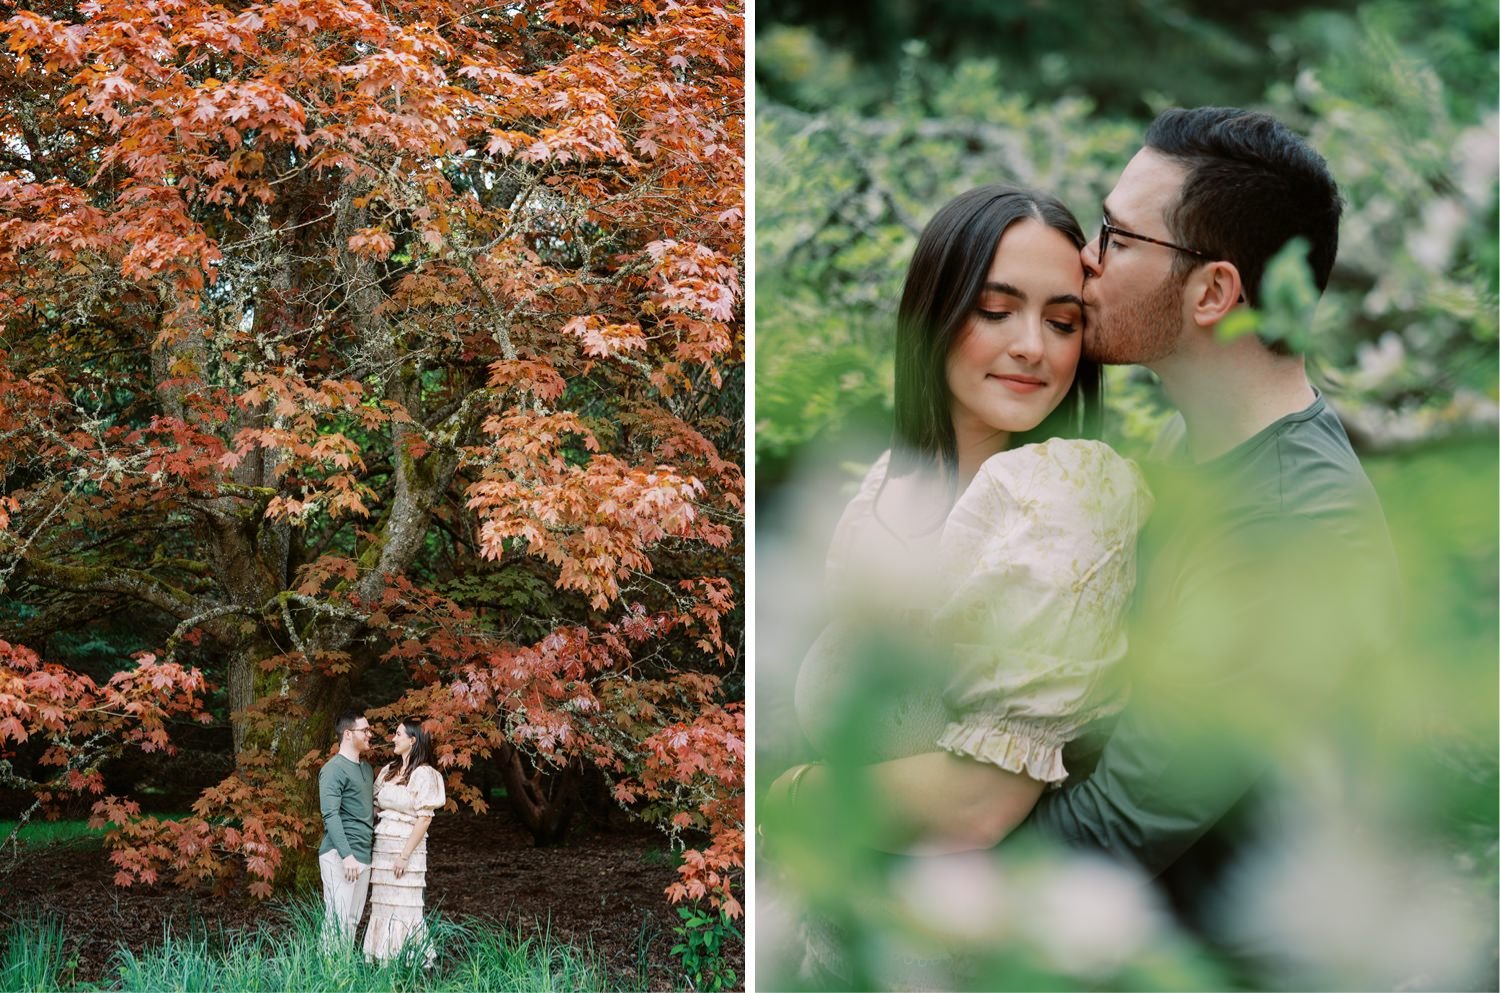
[318,712,446,965]
[774,105,1399,981]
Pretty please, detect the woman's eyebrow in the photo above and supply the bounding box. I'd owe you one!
[981,281,1025,299]
[982,283,1082,309]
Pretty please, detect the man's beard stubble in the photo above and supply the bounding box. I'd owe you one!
[1082,269,1188,366]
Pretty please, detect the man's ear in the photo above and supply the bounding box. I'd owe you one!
[1189,260,1244,328]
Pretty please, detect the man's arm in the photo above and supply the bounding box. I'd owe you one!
[319,763,355,860]
[1019,677,1266,874]
[1018,510,1395,874]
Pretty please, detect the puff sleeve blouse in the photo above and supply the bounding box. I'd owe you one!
[375,764,446,824]
[795,438,1152,783]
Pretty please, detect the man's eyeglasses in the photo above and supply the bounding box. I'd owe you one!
[1097,218,1213,268]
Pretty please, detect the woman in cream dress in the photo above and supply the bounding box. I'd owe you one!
[767,187,1151,981]
[775,185,1151,843]
[364,719,445,965]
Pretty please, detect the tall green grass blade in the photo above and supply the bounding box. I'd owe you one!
[0,917,67,993]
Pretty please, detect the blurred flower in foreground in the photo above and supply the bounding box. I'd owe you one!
[881,850,1166,985]
[1020,855,1167,979]
[1222,806,1497,990]
[755,874,810,988]
[886,852,1013,944]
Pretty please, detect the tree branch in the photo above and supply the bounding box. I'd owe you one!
[19,556,209,622]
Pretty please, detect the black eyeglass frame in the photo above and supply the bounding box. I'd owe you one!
[1097,218,1213,268]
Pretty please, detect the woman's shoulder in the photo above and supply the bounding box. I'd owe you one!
[975,439,1147,498]
[961,438,1153,532]
[979,437,1131,471]
[824,450,893,554]
[852,449,892,499]
[414,764,446,809]
[408,763,444,792]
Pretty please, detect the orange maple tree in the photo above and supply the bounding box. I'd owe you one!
[0,0,743,914]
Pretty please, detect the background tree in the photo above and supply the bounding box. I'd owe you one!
[0,0,744,915]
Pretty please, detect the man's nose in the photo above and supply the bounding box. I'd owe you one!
[1081,239,1103,278]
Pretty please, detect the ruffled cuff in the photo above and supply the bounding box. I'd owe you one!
[937,715,1068,784]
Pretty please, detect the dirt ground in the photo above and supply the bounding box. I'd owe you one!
[0,811,743,991]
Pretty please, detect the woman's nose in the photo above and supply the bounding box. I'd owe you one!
[1008,317,1044,361]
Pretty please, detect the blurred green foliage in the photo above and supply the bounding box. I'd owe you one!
[756,1,1498,488]
[757,439,1498,991]
[756,0,1496,119]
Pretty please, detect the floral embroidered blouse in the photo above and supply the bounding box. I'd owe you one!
[795,438,1153,783]
[374,764,446,826]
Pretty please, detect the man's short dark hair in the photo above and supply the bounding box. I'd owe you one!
[1146,107,1342,310]
[333,710,363,742]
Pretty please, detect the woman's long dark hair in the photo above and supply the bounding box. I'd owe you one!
[891,185,1102,479]
[390,718,435,787]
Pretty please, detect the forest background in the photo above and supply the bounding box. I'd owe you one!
[756,0,1497,989]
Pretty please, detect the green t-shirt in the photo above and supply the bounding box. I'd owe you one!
[1022,395,1399,901]
[318,754,374,863]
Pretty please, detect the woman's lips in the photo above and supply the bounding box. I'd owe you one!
[989,374,1046,393]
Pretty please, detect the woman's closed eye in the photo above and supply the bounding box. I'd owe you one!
[1047,317,1080,334]
[975,307,1011,322]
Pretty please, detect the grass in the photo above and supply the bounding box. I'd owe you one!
[0,900,625,993]
[1,813,200,857]
[640,844,682,869]
[1,916,69,993]
[0,819,106,851]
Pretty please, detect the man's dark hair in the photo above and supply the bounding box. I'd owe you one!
[892,184,1101,479]
[1146,107,1342,312]
[333,710,363,743]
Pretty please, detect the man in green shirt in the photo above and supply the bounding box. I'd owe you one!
[1018,106,1400,958]
[319,710,375,946]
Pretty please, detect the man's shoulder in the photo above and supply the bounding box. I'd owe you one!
[1264,401,1389,526]
[320,755,376,791]
[1266,397,1363,470]
[1212,396,1382,517]
[1154,397,1396,588]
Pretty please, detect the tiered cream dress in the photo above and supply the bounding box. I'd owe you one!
[363,763,445,964]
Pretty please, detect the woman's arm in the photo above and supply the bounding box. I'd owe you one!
[769,751,1043,855]
[391,815,432,878]
[392,767,443,878]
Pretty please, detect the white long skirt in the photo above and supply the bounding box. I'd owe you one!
[362,817,432,964]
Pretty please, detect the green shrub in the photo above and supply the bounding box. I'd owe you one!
[669,905,741,992]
